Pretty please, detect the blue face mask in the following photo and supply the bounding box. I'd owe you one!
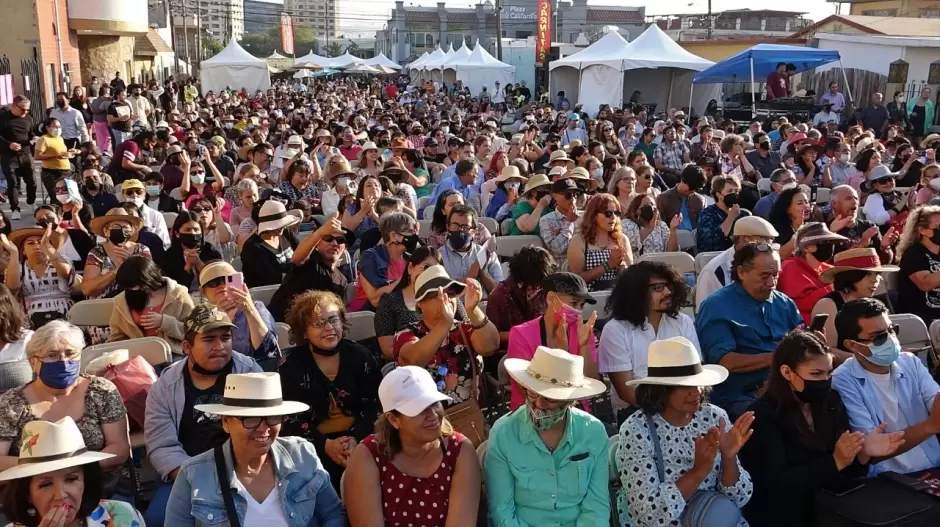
[39,360,81,390]
[448,231,471,251]
[865,333,901,367]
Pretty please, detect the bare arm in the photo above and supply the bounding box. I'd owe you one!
[718,352,774,373]
[909,270,940,293]
[444,440,482,527]
[99,417,131,470]
[4,247,20,291]
[608,371,636,406]
[81,264,116,298]
[567,235,607,283]
[344,445,387,527]
[398,322,451,367]
[466,306,499,356]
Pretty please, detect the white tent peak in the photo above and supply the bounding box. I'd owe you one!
[364,53,402,70]
[619,23,714,71]
[268,50,287,60]
[294,50,329,67]
[465,43,512,68]
[445,43,455,55]
[408,51,431,69]
[203,40,266,66]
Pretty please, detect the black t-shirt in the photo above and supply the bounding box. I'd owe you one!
[211,155,235,180]
[835,219,883,252]
[177,360,233,457]
[241,233,298,289]
[107,101,133,132]
[164,241,223,290]
[517,86,532,102]
[898,243,940,325]
[269,251,351,322]
[0,110,34,157]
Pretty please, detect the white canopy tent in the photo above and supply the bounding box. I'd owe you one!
[549,25,716,115]
[294,51,331,68]
[407,51,431,70]
[201,40,271,94]
[328,52,365,69]
[446,42,515,96]
[363,53,401,70]
[418,48,448,70]
[268,50,287,60]
[441,44,473,85]
[345,64,381,74]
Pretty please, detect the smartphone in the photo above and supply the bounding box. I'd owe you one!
[810,313,829,332]
[809,184,818,204]
[226,272,244,290]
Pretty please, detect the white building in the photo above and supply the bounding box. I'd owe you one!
[814,32,940,84]
[286,0,338,40]
[202,0,245,42]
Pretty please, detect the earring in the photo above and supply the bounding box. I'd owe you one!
[27,507,36,516]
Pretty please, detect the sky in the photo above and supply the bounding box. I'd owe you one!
[253,0,839,38]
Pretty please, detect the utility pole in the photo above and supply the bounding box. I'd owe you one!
[706,0,713,40]
[182,0,191,78]
[169,0,181,77]
[495,0,503,60]
[196,0,203,66]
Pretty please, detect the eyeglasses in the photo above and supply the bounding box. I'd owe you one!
[310,315,343,329]
[874,177,894,185]
[204,277,226,289]
[322,235,346,244]
[448,222,474,233]
[124,189,144,196]
[649,282,673,293]
[237,415,287,430]
[40,349,81,363]
[523,386,562,405]
[600,210,621,218]
[859,324,900,347]
[748,242,778,252]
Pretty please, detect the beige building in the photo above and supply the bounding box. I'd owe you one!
[285,0,338,40]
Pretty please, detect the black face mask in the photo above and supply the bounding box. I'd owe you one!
[722,193,739,207]
[759,141,771,151]
[36,218,55,229]
[178,233,203,249]
[189,355,228,376]
[931,228,940,246]
[84,180,99,191]
[108,227,130,245]
[402,234,421,254]
[639,205,656,223]
[813,242,835,262]
[309,343,340,356]
[794,376,832,404]
[124,289,149,312]
[57,100,68,108]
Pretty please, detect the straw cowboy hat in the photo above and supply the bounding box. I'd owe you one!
[0,417,114,482]
[567,166,600,190]
[195,372,309,417]
[922,133,940,149]
[549,149,574,167]
[494,165,526,184]
[326,157,358,181]
[522,173,552,195]
[627,337,728,387]
[357,141,380,165]
[314,128,333,140]
[89,208,143,241]
[8,227,50,249]
[256,200,301,233]
[505,346,606,401]
[820,247,899,284]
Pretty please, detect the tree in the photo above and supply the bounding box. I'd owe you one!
[202,31,224,56]
[239,27,318,58]
[324,41,343,57]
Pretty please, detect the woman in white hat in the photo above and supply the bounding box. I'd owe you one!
[1,225,78,328]
[81,208,151,300]
[483,164,527,220]
[0,417,144,527]
[617,337,755,527]
[240,199,301,289]
[356,141,383,178]
[165,372,345,527]
[509,174,553,236]
[343,365,481,527]
[811,247,899,349]
[485,346,610,525]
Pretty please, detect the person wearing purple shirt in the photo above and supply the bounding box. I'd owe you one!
[820,81,846,114]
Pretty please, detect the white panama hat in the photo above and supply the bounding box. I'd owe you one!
[627,337,728,387]
[194,372,310,417]
[0,417,114,482]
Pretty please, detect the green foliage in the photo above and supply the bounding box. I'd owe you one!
[239,27,319,57]
[202,31,224,55]
[324,41,343,57]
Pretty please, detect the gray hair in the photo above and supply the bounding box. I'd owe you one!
[607,167,636,195]
[379,211,417,241]
[236,179,258,194]
[27,320,86,360]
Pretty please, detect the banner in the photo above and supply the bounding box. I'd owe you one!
[536,0,551,65]
[280,13,295,56]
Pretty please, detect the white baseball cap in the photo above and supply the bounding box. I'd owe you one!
[379,366,452,417]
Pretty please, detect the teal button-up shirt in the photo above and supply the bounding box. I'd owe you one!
[484,406,610,527]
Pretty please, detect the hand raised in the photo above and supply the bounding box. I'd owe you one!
[717,412,755,459]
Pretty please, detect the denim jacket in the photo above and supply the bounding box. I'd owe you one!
[164,436,346,527]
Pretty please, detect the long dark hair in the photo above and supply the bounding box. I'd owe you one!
[431,189,462,234]
[769,187,805,230]
[765,330,844,448]
[116,255,165,291]
[0,284,27,345]
[395,246,441,291]
[2,462,104,527]
[607,261,688,327]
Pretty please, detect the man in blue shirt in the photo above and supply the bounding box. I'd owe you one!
[753,168,797,220]
[696,243,802,418]
[428,157,480,206]
[833,298,940,475]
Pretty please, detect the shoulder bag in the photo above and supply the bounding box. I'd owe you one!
[214,444,242,527]
[442,323,488,446]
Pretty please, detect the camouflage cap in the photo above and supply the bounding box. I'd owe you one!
[184,303,236,336]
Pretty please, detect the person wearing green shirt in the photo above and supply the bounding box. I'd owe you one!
[634,127,658,159]
[485,346,610,526]
[510,173,553,236]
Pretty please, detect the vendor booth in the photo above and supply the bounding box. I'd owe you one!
[443,42,515,96]
[200,40,271,94]
[364,53,402,70]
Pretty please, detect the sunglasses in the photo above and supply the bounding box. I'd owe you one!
[874,177,894,185]
[601,210,621,218]
[237,415,287,430]
[204,277,226,289]
[189,207,209,214]
[124,189,144,196]
[860,324,900,347]
[322,235,346,244]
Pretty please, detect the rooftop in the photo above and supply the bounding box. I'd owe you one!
[135,28,173,56]
[586,8,644,25]
[789,14,940,38]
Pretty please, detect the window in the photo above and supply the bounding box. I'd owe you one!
[861,8,897,16]
[922,8,940,17]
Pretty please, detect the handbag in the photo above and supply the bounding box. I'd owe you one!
[214,444,242,527]
[102,355,158,431]
[443,324,488,446]
[645,414,741,527]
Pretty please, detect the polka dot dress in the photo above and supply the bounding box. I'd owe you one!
[362,432,464,527]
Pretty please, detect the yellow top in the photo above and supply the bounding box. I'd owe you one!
[38,134,70,171]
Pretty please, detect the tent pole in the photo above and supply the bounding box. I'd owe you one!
[667,69,675,110]
[689,84,694,115]
[577,67,583,108]
[749,56,756,119]
[838,59,854,109]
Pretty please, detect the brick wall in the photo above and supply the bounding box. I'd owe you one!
[35,0,82,105]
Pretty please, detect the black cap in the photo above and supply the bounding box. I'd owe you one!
[546,133,561,142]
[542,273,596,304]
[551,178,582,194]
[424,137,439,148]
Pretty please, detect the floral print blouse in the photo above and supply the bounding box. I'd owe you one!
[5,499,145,527]
[393,320,481,405]
[84,244,152,299]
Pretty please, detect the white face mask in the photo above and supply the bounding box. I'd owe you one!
[48,128,61,137]
[441,126,450,134]
[55,194,70,205]
[190,173,206,185]
[779,182,797,191]
[840,154,851,164]
[128,196,145,207]
[505,182,520,192]
[592,168,603,179]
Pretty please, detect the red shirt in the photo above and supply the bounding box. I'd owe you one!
[385,84,398,99]
[766,72,789,99]
[778,256,832,325]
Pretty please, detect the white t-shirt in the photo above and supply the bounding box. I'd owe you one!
[237,480,289,527]
[0,331,33,363]
[866,370,933,471]
[598,314,700,410]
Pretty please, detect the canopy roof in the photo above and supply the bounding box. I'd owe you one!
[327,52,365,69]
[444,41,512,70]
[202,40,266,67]
[407,51,430,69]
[345,64,381,74]
[363,53,402,70]
[268,50,287,60]
[550,25,712,72]
[418,47,449,70]
[442,44,473,69]
[693,44,841,84]
[294,50,330,67]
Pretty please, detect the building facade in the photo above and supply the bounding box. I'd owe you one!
[201,0,246,41]
[285,0,338,40]
[828,0,940,18]
[245,0,284,34]
[649,9,812,41]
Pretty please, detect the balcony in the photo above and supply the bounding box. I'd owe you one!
[68,0,149,35]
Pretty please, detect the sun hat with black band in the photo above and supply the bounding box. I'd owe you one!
[256,199,301,233]
[820,247,899,284]
[627,337,728,387]
[794,222,847,252]
[194,372,309,417]
[413,264,466,303]
[0,417,114,482]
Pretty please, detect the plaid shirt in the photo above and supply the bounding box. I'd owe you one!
[654,140,690,172]
[538,210,579,259]
[690,140,721,162]
[407,134,426,149]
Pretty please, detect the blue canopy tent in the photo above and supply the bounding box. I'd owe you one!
[690,44,849,118]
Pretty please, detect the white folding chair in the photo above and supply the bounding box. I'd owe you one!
[816,187,831,203]
[890,314,933,366]
[677,230,696,252]
[694,251,724,274]
[499,218,513,236]
[468,194,483,214]
[500,261,510,279]
[417,219,432,241]
[345,282,358,304]
[248,285,279,306]
[478,217,498,236]
[162,212,178,228]
[417,196,431,211]
[80,337,173,372]
[169,188,184,202]
[638,251,696,276]
[347,311,376,342]
[496,235,544,259]
[68,299,116,327]
[757,178,772,195]
[275,322,293,349]
[582,290,611,320]
[423,203,436,220]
